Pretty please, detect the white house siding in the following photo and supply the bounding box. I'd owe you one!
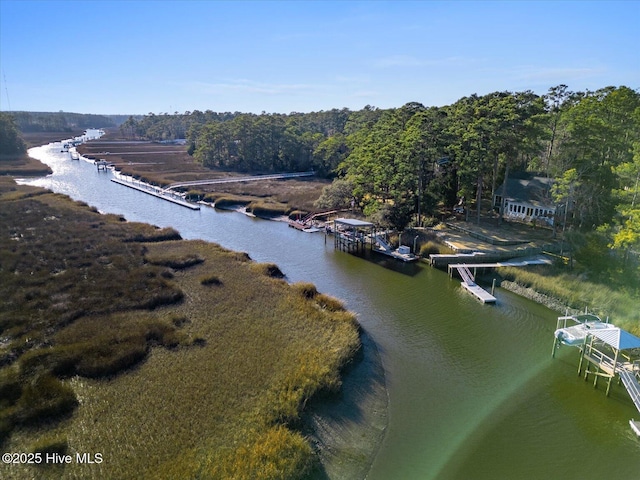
[504,200,555,226]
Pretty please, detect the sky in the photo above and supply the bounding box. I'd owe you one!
[0,0,638,115]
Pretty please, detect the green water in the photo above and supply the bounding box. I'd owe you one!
[333,256,640,479]
[23,142,640,479]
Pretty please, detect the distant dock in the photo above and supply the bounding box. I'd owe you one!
[111,178,200,210]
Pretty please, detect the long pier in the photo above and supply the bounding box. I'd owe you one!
[162,171,315,193]
[111,178,200,210]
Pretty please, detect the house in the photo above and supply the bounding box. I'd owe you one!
[493,173,556,226]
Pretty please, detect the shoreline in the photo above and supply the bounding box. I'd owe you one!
[8,138,390,479]
[303,329,388,479]
[499,280,582,316]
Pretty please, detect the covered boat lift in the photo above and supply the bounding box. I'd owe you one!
[578,327,640,411]
[333,218,375,256]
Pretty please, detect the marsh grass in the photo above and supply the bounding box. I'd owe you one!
[212,195,252,209]
[500,266,640,333]
[2,179,361,479]
[200,274,222,286]
[246,201,291,218]
[251,262,285,278]
[30,434,68,456]
[419,240,454,256]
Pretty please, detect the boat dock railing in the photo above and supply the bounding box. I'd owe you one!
[619,370,640,413]
[448,263,496,303]
[456,265,475,286]
[161,171,315,194]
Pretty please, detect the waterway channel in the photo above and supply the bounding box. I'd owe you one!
[19,139,640,479]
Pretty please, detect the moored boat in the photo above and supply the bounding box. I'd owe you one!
[554,314,616,346]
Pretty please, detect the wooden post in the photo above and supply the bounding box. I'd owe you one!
[578,340,587,375]
[491,278,496,295]
[607,348,620,397]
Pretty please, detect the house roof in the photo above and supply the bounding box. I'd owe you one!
[591,328,640,351]
[494,173,553,204]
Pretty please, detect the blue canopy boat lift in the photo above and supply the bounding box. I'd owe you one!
[553,314,640,435]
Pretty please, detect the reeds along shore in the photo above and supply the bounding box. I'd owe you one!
[0,177,361,479]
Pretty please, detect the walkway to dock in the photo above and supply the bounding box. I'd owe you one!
[161,171,315,193]
[111,178,200,210]
[450,264,496,304]
[619,370,640,413]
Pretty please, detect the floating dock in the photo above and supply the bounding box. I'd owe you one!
[461,281,497,303]
[449,264,496,303]
[111,178,200,210]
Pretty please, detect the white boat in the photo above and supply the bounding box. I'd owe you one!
[554,314,616,346]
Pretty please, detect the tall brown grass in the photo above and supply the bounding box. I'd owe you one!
[1,178,361,479]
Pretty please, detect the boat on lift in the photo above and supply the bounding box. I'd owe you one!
[554,313,616,346]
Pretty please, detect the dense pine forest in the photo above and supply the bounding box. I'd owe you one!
[119,85,640,291]
[3,84,639,291]
[8,111,127,133]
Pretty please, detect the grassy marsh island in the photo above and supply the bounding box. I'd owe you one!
[0,177,361,479]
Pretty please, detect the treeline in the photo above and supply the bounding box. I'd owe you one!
[120,108,354,175]
[9,111,123,133]
[0,112,26,156]
[128,86,640,288]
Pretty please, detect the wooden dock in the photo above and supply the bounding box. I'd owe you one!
[111,178,200,210]
[161,171,316,194]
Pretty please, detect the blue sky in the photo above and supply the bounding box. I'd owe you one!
[1,0,638,115]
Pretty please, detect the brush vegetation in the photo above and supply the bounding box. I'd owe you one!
[0,178,360,479]
[500,265,640,334]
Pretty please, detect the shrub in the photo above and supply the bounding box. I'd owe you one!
[171,316,190,327]
[315,293,345,312]
[252,263,285,278]
[146,253,204,269]
[234,252,251,262]
[0,415,12,445]
[75,339,148,378]
[214,196,251,209]
[13,374,78,425]
[140,289,184,309]
[200,275,222,286]
[0,367,22,407]
[18,346,80,378]
[419,240,452,256]
[247,201,290,218]
[31,435,68,456]
[125,227,182,243]
[293,282,318,299]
